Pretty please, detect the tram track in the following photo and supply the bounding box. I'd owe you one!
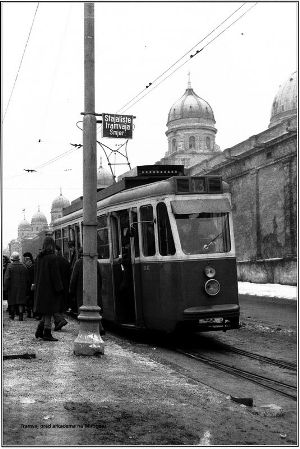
[219,344,297,371]
[175,348,297,401]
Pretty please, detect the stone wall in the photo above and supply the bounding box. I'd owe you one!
[187,121,297,285]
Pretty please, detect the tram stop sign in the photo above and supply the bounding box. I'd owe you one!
[102,113,133,139]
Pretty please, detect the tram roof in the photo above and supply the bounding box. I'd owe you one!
[62,165,227,218]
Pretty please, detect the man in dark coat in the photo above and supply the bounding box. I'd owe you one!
[34,237,64,341]
[53,246,71,331]
[3,252,29,321]
[23,252,35,318]
[69,248,104,334]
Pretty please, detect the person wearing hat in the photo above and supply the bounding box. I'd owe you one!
[34,237,65,341]
[3,252,29,321]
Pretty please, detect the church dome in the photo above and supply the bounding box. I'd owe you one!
[97,159,114,189]
[18,218,31,231]
[167,80,215,125]
[51,190,70,211]
[31,206,48,225]
[269,71,297,128]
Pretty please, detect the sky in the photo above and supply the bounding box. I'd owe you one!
[2,1,298,249]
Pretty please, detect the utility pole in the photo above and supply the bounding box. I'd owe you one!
[74,2,104,356]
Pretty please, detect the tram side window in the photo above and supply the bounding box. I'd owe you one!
[54,230,62,251]
[97,215,109,259]
[111,215,120,259]
[140,205,155,256]
[157,202,175,256]
[131,209,140,258]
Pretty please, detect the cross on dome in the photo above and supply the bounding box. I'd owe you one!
[188,72,192,89]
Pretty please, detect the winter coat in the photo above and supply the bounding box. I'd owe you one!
[34,251,64,315]
[25,263,35,302]
[56,255,71,312]
[69,258,102,312]
[3,261,29,306]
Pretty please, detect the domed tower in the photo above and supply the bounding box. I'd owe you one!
[162,74,220,168]
[269,71,297,128]
[31,206,49,234]
[18,211,32,240]
[97,158,114,190]
[51,189,70,223]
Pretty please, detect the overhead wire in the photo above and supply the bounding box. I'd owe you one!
[118,2,258,115]
[115,2,247,116]
[5,145,82,181]
[38,3,73,140]
[2,2,40,123]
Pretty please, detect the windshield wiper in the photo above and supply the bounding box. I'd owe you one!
[203,231,223,250]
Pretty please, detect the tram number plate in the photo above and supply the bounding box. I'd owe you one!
[199,318,223,324]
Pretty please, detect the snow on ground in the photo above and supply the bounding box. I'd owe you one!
[238,282,297,300]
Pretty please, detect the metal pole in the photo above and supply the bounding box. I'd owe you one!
[74,2,104,355]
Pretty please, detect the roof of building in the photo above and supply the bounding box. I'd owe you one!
[269,71,297,128]
[31,206,48,225]
[167,77,215,125]
[51,189,71,211]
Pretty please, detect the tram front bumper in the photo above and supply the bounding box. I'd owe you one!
[182,304,240,331]
[183,304,239,319]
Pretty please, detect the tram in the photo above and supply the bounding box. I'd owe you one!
[52,165,240,333]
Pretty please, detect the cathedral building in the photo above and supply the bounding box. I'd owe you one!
[157,71,297,285]
[12,204,52,258]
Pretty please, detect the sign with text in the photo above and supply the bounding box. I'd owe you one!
[102,113,133,139]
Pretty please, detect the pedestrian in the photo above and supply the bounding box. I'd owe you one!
[69,247,105,335]
[22,252,35,318]
[3,252,29,321]
[33,236,64,342]
[53,245,70,331]
[3,255,10,305]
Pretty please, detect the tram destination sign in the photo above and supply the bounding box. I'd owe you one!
[102,113,133,139]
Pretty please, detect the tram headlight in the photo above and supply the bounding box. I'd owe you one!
[205,279,220,296]
[204,266,216,278]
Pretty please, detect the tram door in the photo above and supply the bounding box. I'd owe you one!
[111,209,136,324]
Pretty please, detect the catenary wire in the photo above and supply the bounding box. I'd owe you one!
[2,2,40,123]
[119,2,257,115]
[38,4,72,141]
[115,2,247,115]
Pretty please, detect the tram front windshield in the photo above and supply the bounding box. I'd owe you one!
[176,213,231,255]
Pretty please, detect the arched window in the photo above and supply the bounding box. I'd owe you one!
[172,138,176,152]
[206,137,211,150]
[189,136,195,149]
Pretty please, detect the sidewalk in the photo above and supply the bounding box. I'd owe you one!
[238,282,297,300]
[2,300,297,447]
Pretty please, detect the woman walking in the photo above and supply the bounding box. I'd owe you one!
[3,252,29,321]
[34,237,64,342]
